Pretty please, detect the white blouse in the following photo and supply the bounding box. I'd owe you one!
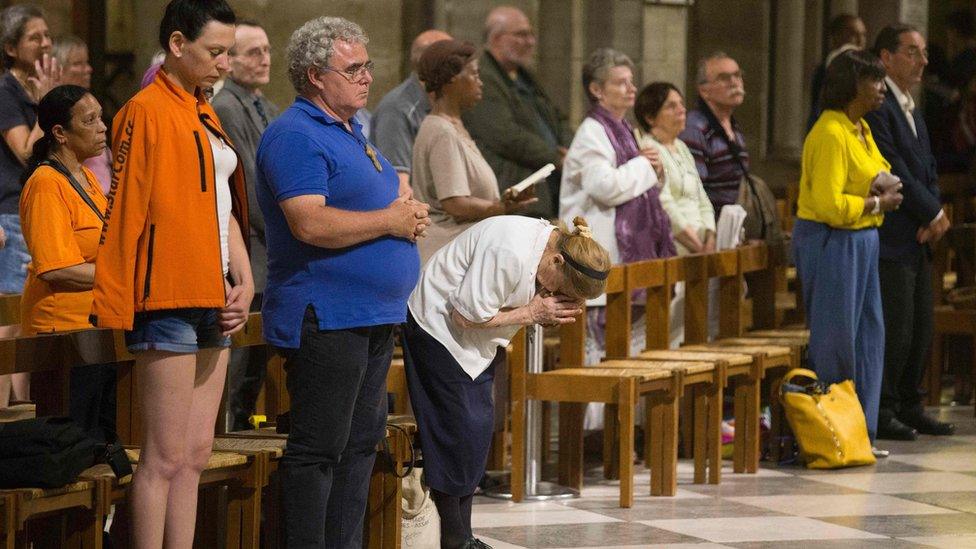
[207,128,238,276]
[639,134,715,242]
[408,216,553,380]
[558,117,658,305]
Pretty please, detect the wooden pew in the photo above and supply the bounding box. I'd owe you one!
[928,224,976,413]
[586,259,724,487]
[611,253,762,476]
[510,266,685,505]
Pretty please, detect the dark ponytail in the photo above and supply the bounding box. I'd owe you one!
[20,84,90,185]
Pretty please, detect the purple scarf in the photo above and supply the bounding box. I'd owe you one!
[587,105,676,263]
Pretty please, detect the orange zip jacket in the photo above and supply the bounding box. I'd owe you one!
[91,70,250,330]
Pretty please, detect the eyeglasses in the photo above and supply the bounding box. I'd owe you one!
[709,70,745,85]
[322,60,375,83]
[236,45,271,60]
[503,29,535,40]
[898,46,928,61]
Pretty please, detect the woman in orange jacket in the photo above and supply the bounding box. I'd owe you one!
[91,1,252,545]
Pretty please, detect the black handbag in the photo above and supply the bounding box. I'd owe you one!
[0,417,132,488]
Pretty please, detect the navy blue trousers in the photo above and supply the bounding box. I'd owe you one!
[402,312,496,497]
[793,219,884,441]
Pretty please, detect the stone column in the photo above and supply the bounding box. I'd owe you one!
[770,0,806,159]
[859,0,929,42]
[641,2,691,93]
[831,0,859,17]
[537,0,586,126]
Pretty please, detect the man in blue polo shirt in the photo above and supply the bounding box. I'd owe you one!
[256,16,430,549]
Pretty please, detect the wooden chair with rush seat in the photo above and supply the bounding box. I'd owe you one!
[509,265,690,506]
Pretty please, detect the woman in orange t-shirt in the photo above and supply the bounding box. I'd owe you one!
[19,84,113,442]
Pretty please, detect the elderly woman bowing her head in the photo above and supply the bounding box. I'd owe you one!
[405,215,609,549]
[411,39,535,264]
[559,48,676,387]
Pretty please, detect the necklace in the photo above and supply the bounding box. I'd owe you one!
[364,143,383,172]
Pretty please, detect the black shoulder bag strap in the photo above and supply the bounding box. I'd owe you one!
[711,115,769,240]
[39,159,105,223]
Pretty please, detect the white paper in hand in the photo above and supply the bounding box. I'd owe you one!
[716,204,747,250]
[505,163,555,199]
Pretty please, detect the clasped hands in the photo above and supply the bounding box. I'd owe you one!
[869,171,904,213]
[387,194,431,242]
[639,147,665,182]
[869,171,948,243]
[529,290,584,327]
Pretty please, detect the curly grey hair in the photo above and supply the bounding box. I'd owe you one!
[287,16,368,94]
[1,4,45,70]
[581,47,634,104]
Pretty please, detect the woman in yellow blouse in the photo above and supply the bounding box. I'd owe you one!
[794,50,902,448]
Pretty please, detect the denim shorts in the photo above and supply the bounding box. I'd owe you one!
[125,308,231,353]
[0,213,29,294]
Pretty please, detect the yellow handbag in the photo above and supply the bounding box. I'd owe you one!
[779,368,876,469]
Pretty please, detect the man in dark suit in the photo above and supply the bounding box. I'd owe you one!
[807,14,866,131]
[867,25,954,440]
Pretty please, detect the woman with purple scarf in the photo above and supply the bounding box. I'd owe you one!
[559,48,676,427]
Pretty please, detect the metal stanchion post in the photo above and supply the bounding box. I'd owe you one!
[484,324,577,500]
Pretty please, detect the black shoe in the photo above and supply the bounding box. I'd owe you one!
[460,538,493,549]
[899,412,955,436]
[877,417,918,441]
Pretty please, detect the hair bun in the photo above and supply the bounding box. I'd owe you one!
[572,216,593,239]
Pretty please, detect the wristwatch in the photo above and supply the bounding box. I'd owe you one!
[871,196,881,215]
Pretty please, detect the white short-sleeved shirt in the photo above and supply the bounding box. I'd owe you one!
[408,216,554,379]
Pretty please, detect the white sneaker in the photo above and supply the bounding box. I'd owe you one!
[872,446,890,458]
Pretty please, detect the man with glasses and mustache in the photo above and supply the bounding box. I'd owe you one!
[256,16,430,548]
[680,51,749,215]
[463,5,572,219]
[866,25,955,441]
[212,19,278,433]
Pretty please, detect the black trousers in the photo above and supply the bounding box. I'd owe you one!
[278,307,394,549]
[227,293,267,432]
[879,254,933,423]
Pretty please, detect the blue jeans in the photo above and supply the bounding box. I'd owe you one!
[125,308,230,353]
[278,307,393,549]
[793,219,884,441]
[0,214,29,294]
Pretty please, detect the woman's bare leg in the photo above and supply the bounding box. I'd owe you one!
[128,351,197,548]
[161,347,228,548]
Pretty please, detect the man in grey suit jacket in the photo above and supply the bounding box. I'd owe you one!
[212,19,279,431]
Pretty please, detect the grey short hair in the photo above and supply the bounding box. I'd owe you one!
[696,51,731,84]
[581,47,634,103]
[286,16,368,94]
[1,4,45,69]
[52,34,86,66]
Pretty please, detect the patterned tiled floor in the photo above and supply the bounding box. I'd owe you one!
[472,405,976,548]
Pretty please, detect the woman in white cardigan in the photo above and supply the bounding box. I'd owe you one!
[635,82,718,346]
[635,82,716,254]
[559,48,676,427]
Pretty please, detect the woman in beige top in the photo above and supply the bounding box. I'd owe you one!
[635,82,716,255]
[412,39,534,263]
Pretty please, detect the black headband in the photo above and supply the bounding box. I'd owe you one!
[560,247,609,280]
